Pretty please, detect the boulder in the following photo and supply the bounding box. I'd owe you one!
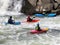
[21,0,59,15]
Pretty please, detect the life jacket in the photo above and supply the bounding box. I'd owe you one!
[8,18,14,24]
[35,26,38,30]
[35,25,41,31]
[27,16,32,22]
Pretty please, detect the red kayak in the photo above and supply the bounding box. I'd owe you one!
[27,19,39,22]
[30,28,48,34]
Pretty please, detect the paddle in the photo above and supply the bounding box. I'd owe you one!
[33,16,36,18]
[31,16,36,19]
[20,16,36,23]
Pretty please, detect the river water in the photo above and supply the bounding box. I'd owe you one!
[0,15,60,45]
[0,0,60,45]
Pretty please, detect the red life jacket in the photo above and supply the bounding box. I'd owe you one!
[27,16,31,21]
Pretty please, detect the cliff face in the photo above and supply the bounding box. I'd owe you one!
[21,0,60,14]
[28,0,37,7]
[57,0,60,4]
[21,0,36,15]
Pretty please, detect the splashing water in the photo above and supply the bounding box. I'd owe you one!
[0,0,60,45]
[0,0,23,16]
[0,15,60,45]
[0,0,9,15]
[13,0,23,12]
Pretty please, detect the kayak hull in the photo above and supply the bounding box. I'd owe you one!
[30,29,48,34]
[5,21,21,25]
[35,14,44,17]
[48,13,56,17]
[35,13,56,17]
[27,19,39,23]
[14,22,20,25]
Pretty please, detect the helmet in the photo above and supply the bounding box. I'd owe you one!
[10,16,12,18]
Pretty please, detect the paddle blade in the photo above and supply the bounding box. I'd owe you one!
[45,28,49,31]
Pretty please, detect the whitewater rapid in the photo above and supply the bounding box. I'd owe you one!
[0,0,60,45]
[0,15,60,45]
[0,0,23,16]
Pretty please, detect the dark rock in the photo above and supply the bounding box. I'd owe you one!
[21,0,60,15]
[21,0,35,15]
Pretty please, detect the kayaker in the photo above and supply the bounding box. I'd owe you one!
[8,16,15,24]
[35,23,41,31]
[27,15,33,22]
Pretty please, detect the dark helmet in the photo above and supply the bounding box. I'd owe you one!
[28,15,30,18]
[10,16,12,18]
